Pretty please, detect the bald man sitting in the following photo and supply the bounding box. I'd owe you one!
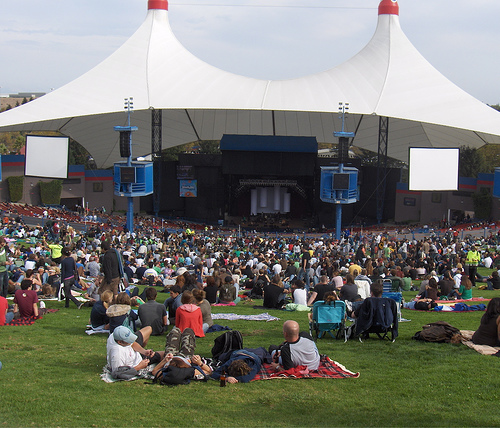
[269,320,320,371]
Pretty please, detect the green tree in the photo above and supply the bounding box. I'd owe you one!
[198,140,220,154]
[161,145,185,161]
[69,139,94,168]
[472,188,492,220]
[459,145,484,178]
[478,144,500,174]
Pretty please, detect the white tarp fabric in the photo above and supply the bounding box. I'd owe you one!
[0,0,499,167]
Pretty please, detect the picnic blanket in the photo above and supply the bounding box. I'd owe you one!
[434,303,487,312]
[100,364,155,383]
[6,309,58,326]
[405,302,487,312]
[85,325,110,335]
[460,330,500,356]
[211,312,280,322]
[252,355,359,381]
[437,297,489,303]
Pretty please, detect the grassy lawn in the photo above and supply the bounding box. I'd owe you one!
[1,279,500,427]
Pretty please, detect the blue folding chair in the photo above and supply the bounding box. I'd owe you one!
[382,279,393,293]
[382,291,403,322]
[309,300,348,342]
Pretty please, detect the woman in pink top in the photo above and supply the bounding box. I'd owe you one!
[175,290,204,337]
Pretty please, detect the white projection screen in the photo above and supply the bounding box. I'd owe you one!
[25,135,69,179]
[408,147,459,191]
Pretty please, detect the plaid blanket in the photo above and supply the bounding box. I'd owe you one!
[252,355,359,381]
[6,309,58,326]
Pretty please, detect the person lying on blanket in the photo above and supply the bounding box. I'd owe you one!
[211,348,272,384]
[151,327,212,379]
[269,320,320,371]
[106,326,164,380]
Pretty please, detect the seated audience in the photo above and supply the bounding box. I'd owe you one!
[0,294,14,325]
[164,285,182,326]
[204,276,218,304]
[107,292,140,333]
[339,274,361,303]
[90,290,113,329]
[450,276,473,300]
[307,275,335,306]
[421,277,439,301]
[13,279,39,318]
[472,297,500,347]
[193,289,213,333]
[269,320,320,371]
[486,271,500,290]
[438,270,455,296]
[263,275,286,309]
[219,276,237,304]
[352,280,398,337]
[175,290,204,337]
[291,279,307,306]
[138,287,168,335]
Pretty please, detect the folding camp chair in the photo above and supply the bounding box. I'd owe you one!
[355,279,371,300]
[353,297,398,342]
[382,279,393,293]
[309,300,348,342]
[382,291,404,322]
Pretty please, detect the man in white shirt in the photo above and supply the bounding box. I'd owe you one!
[106,326,164,377]
[483,253,493,269]
[272,262,282,276]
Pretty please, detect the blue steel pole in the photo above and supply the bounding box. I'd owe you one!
[335,163,344,240]
[126,108,133,233]
[127,196,133,232]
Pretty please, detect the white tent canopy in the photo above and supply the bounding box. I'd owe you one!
[0,0,499,167]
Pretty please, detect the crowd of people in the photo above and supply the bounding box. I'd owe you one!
[0,207,499,382]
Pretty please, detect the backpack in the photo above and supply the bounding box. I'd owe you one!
[211,330,243,360]
[413,321,461,343]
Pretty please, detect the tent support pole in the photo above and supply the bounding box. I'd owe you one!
[152,108,162,217]
[376,116,389,224]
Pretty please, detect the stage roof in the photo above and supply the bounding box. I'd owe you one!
[0,0,499,167]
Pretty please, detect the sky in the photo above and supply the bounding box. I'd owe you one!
[1,0,500,105]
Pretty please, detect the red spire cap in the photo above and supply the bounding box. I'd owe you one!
[378,0,399,15]
[148,0,168,10]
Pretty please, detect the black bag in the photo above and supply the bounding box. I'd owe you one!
[413,321,461,343]
[153,365,195,386]
[211,330,243,360]
[152,365,208,386]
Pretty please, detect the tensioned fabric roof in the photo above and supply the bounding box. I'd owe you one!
[0,0,499,167]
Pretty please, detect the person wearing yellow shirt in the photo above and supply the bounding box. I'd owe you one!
[465,245,481,287]
[43,238,63,264]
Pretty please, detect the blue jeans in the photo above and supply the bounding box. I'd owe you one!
[301,268,311,291]
[5,311,14,324]
[0,270,8,297]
